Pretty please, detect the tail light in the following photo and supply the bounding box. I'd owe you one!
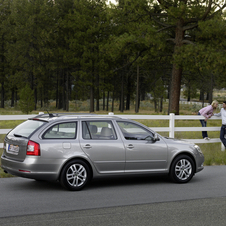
[27,140,40,156]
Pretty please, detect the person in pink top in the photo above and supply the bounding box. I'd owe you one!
[198,100,218,140]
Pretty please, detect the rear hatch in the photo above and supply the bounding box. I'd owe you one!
[3,119,47,162]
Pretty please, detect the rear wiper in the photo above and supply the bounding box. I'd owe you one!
[14,133,28,138]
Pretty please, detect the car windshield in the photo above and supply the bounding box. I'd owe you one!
[8,119,47,138]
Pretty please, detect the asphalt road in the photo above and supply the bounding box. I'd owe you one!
[1,166,226,225]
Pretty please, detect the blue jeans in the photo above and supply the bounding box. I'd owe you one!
[198,112,208,138]
[220,125,226,147]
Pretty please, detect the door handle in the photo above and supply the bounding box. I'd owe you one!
[83,144,92,149]
[127,144,134,149]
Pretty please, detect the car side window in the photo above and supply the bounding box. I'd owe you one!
[117,121,153,140]
[82,121,117,140]
[43,122,77,139]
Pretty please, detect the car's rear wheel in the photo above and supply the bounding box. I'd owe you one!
[170,155,195,183]
[60,160,91,191]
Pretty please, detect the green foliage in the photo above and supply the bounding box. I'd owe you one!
[0,0,225,113]
[19,84,35,114]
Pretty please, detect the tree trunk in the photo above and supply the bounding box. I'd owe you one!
[62,72,66,110]
[96,74,99,111]
[90,67,95,112]
[169,20,184,115]
[58,70,63,109]
[111,91,114,112]
[90,60,95,112]
[169,65,182,114]
[200,90,204,101]
[135,65,139,113]
[15,89,18,105]
[154,99,157,112]
[187,82,191,101]
[66,70,69,111]
[34,88,37,110]
[208,73,214,104]
[126,76,131,110]
[103,91,105,110]
[120,73,124,112]
[1,82,4,108]
[41,90,43,108]
[106,91,109,111]
[126,93,130,110]
[160,96,163,112]
[56,71,59,108]
[11,89,14,107]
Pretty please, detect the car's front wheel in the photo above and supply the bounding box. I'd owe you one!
[60,160,91,191]
[170,155,195,183]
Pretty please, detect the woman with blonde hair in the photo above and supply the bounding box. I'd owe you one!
[198,100,218,140]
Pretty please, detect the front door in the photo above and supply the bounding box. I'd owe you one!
[116,121,168,172]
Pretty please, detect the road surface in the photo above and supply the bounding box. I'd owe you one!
[1,166,226,225]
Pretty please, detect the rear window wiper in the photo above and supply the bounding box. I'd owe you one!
[14,133,28,138]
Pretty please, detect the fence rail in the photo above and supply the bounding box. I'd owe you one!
[0,113,223,150]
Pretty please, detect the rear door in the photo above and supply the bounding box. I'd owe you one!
[79,120,126,174]
[39,121,80,160]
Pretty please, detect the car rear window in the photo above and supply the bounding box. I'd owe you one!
[8,119,47,138]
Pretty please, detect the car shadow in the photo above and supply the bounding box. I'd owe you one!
[7,178,63,191]
[7,173,201,191]
[87,174,171,190]
[8,174,170,191]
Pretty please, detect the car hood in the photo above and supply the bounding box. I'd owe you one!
[163,137,195,146]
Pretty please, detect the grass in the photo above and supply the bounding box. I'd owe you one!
[0,99,225,178]
[0,149,14,178]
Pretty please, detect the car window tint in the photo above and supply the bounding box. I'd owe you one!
[8,119,46,138]
[117,121,153,140]
[82,121,117,140]
[43,122,77,139]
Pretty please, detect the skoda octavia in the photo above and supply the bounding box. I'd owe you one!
[1,113,204,191]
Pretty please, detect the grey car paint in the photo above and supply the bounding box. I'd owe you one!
[1,114,204,190]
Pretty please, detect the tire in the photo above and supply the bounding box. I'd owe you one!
[170,155,195,183]
[60,160,91,191]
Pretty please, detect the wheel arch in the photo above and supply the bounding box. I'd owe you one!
[58,157,94,181]
[169,152,196,174]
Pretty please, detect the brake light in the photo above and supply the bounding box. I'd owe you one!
[27,140,40,156]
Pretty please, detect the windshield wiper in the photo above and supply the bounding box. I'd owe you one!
[14,133,28,138]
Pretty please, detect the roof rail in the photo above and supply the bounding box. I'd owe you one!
[34,112,97,118]
[32,112,124,120]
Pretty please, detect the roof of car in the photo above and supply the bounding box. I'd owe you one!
[30,113,126,121]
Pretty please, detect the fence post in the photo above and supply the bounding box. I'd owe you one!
[221,143,225,151]
[169,113,175,138]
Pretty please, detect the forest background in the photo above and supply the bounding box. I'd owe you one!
[0,0,226,114]
[2,0,226,176]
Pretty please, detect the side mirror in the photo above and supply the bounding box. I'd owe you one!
[153,133,160,141]
[144,134,160,142]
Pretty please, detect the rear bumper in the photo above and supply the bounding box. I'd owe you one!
[1,155,62,181]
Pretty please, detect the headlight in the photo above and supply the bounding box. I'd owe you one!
[194,145,203,154]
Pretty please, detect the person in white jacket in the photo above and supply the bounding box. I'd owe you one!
[214,101,226,148]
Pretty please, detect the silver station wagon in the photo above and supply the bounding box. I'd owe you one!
[1,113,204,191]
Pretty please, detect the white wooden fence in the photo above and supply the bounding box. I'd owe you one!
[0,113,224,150]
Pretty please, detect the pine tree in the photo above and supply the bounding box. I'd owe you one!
[19,84,35,114]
